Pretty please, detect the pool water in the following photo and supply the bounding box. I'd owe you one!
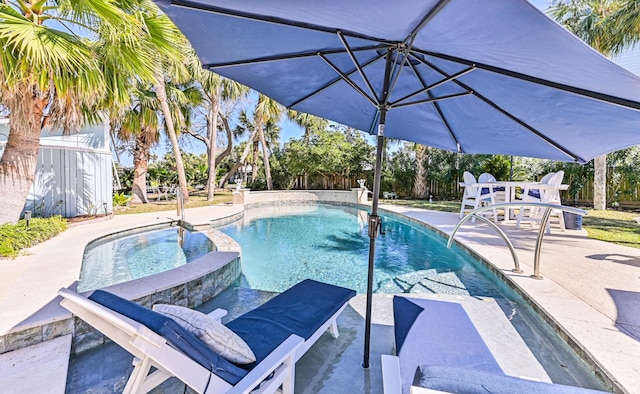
[78,225,213,292]
[220,204,500,296]
[219,204,607,390]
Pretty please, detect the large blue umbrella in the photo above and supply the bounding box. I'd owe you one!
[154,0,640,367]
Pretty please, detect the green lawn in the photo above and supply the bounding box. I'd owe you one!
[113,191,234,215]
[581,209,640,249]
[386,198,640,249]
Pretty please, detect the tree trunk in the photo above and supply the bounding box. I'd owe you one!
[216,117,234,165]
[130,131,151,204]
[413,144,428,198]
[0,94,47,224]
[206,86,221,201]
[251,140,259,183]
[155,78,189,203]
[219,129,258,188]
[257,123,273,190]
[593,154,607,210]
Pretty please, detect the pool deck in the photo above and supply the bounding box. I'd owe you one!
[0,203,639,393]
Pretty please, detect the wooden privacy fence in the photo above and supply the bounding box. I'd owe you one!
[293,173,640,208]
[563,174,640,209]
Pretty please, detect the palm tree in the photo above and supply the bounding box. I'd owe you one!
[0,0,181,223]
[112,86,162,204]
[188,62,249,200]
[286,111,328,142]
[219,112,258,187]
[153,53,193,204]
[254,95,283,190]
[549,0,630,210]
[413,144,429,198]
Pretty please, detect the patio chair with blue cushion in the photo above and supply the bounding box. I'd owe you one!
[459,171,498,222]
[381,296,608,394]
[517,171,566,233]
[59,279,355,394]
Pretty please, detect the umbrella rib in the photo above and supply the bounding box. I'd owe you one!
[319,54,379,107]
[413,54,585,161]
[407,60,463,151]
[386,0,451,115]
[288,52,385,108]
[386,48,414,107]
[421,50,640,111]
[337,31,379,102]
[425,61,585,162]
[471,90,585,162]
[203,45,384,69]
[389,65,475,107]
[391,92,472,109]
[407,0,451,40]
[171,0,396,45]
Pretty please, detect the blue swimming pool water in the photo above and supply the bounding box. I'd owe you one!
[219,204,501,296]
[78,225,213,292]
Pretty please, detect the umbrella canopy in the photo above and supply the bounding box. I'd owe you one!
[156,0,640,163]
[154,0,640,367]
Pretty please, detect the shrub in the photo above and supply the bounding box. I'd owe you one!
[113,192,132,207]
[0,216,68,259]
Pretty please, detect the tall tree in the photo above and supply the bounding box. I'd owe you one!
[112,86,161,204]
[0,0,181,223]
[154,60,192,203]
[550,0,629,209]
[286,111,328,142]
[219,112,258,187]
[413,144,428,198]
[187,66,248,200]
[253,95,283,190]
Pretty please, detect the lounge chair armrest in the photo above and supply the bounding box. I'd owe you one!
[207,308,227,322]
[228,334,304,394]
[381,355,402,394]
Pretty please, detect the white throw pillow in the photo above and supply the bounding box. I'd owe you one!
[153,304,256,364]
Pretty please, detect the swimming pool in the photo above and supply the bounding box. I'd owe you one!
[78,224,213,292]
[221,204,501,296]
[218,203,607,389]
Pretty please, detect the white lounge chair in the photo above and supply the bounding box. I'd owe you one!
[59,279,355,394]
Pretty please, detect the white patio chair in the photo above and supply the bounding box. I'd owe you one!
[58,279,355,394]
[478,173,506,202]
[459,171,497,222]
[517,171,566,233]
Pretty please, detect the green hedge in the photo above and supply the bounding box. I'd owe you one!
[0,216,68,259]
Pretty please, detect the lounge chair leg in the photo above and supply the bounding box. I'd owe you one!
[328,321,339,339]
[124,356,153,394]
[281,354,296,394]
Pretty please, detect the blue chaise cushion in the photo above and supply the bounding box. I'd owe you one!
[227,279,356,370]
[89,290,248,385]
[392,296,424,353]
[393,296,503,391]
[415,365,609,394]
[528,189,541,199]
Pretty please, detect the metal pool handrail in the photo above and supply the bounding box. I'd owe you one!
[447,202,587,279]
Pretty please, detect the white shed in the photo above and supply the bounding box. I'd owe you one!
[0,117,113,218]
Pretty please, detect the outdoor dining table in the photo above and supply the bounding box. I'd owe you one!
[459,181,568,223]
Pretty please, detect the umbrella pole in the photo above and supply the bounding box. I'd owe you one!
[363,123,385,369]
